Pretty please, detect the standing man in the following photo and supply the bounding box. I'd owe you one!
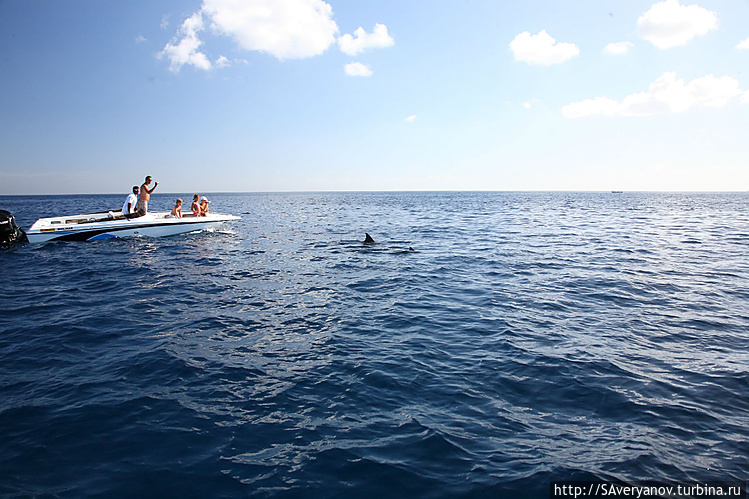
[122,185,140,217]
[137,175,158,215]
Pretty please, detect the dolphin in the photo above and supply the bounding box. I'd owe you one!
[362,233,415,252]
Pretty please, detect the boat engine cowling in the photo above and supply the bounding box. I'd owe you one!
[0,210,27,244]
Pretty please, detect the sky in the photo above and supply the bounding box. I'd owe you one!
[1,0,748,194]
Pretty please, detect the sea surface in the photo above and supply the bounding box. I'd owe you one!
[1,192,747,498]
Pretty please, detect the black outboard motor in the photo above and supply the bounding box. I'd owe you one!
[0,210,27,244]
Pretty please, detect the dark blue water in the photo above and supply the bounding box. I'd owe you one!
[1,192,748,498]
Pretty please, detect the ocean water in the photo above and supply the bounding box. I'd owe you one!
[1,191,747,498]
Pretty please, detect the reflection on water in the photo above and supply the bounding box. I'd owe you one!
[1,192,748,497]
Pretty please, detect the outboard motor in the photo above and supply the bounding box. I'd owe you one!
[0,210,27,244]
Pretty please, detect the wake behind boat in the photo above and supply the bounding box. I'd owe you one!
[25,210,241,243]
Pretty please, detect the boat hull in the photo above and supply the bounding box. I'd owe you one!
[25,211,240,243]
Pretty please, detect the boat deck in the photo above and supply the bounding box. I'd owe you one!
[26,211,240,242]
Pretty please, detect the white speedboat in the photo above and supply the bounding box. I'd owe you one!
[25,210,241,243]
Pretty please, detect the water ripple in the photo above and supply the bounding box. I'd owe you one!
[1,192,748,496]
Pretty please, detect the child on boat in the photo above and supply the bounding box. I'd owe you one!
[191,194,201,216]
[200,196,210,216]
[170,198,183,219]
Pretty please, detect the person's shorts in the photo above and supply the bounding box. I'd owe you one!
[136,200,148,214]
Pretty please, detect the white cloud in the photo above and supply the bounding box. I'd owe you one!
[135,35,147,44]
[604,41,634,55]
[159,12,212,72]
[510,30,580,66]
[162,0,339,69]
[162,0,394,72]
[637,0,718,49]
[563,72,744,118]
[344,62,372,77]
[215,55,230,68]
[339,24,394,56]
[203,0,339,60]
[737,37,749,50]
[405,115,416,122]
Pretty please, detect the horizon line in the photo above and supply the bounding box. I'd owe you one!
[2,189,749,197]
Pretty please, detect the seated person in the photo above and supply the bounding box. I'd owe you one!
[122,186,141,218]
[170,198,183,218]
[200,196,210,216]
[191,194,201,216]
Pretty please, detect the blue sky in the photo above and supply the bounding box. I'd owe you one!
[1,0,748,194]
